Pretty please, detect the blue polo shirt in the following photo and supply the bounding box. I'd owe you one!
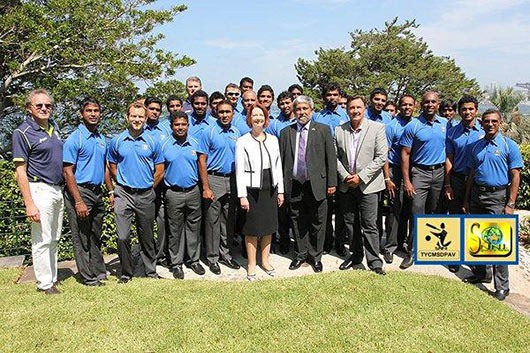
[235,97,244,115]
[314,106,349,137]
[197,120,241,174]
[12,116,64,185]
[107,129,163,189]
[63,124,107,185]
[162,134,199,188]
[399,114,449,166]
[468,133,523,187]
[266,113,296,138]
[366,109,393,125]
[231,112,251,135]
[446,120,483,175]
[182,98,193,115]
[145,120,171,144]
[385,115,412,166]
[189,113,216,139]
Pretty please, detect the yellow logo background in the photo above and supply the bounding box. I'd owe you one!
[416,217,461,262]
[463,218,516,263]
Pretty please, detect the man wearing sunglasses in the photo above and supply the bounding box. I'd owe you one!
[12,89,64,294]
[224,83,243,116]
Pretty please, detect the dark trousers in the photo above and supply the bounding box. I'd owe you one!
[154,184,171,264]
[340,188,383,270]
[290,181,327,262]
[165,185,202,266]
[324,194,346,250]
[406,166,444,253]
[384,164,411,255]
[470,185,510,291]
[203,174,236,264]
[447,174,467,214]
[278,200,291,246]
[114,185,157,279]
[64,185,106,285]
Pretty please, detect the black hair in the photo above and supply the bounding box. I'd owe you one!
[457,95,478,110]
[384,100,397,109]
[240,77,254,87]
[169,111,189,125]
[166,95,182,110]
[277,91,293,105]
[144,96,162,108]
[80,97,100,111]
[482,108,502,120]
[209,91,224,104]
[216,99,234,112]
[288,84,303,94]
[398,94,416,106]
[369,87,388,100]
[191,90,209,104]
[440,99,457,112]
[257,85,275,100]
[322,82,341,97]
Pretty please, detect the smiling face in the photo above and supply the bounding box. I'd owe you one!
[225,87,241,105]
[250,107,266,133]
[258,90,273,109]
[28,93,52,122]
[459,102,477,124]
[481,112,501,138]
[295,102,313,126]
[217,103,234,127]
[127,106,146,133]
[192,96,208,116]
[370,93,387,113]
[421,92,440,118]
[171,117,189,139]
[167,100,182,113]
[348,98,366,126]
[81,103,101,128]
[278,97,293,116]
[399,97,415,118]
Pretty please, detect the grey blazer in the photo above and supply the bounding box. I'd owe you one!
[335,118,387,194]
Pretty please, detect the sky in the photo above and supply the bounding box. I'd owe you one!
[149,0,530,95]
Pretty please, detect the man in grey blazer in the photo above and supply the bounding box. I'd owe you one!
[279,95,337,272]
[335,95,388,275]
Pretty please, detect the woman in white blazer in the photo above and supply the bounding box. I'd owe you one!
[235,102,284,281]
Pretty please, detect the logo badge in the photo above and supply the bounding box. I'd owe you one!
[494,149,501,156]
[464,218,516,262]
[141,144,149,150]
[416,217,461,263]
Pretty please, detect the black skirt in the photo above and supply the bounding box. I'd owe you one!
[241,168,278,236]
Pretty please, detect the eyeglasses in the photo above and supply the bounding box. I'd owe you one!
[226,92,240,97]
[32,103,52,110]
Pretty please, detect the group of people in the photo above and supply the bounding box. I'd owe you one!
[12,76,522,301]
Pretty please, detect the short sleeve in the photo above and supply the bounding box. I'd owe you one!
[197,128,211,155]
[63,132,79,165]
[153,140,164,164]
[446,134,455,155]
[399,121,415,148]
[507,140,524,170]
[385,122,394,148]
[12,129,30,163]
[107,136,119,164]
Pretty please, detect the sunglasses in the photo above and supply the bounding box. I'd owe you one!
[226,92,240,97]
[33,103,52,110]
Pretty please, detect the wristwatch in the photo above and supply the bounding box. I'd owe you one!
[506,201,515,209]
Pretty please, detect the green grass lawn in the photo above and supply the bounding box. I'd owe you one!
[1,269,529,353]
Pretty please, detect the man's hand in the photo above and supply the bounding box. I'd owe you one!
[404,181,416,199]
[444,185,454,201]
[386,179,396,199]
[504,205,514,215]
[240,197,250,212]
[277,193,284,208]
[203,188,215,201]
[327,187,336,196]
[462,200,470,214]
[26,203,40,223]
[75,200,89,219]
[346,174,362,188]
[108,194,115,209]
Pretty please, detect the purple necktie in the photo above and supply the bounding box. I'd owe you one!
[297,127,307,183]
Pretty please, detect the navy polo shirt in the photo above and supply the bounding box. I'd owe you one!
[162,134,199,188]
[266,113,296,138]
[182,98,193,115]
[107,129,163,189]
[12,116,64,185]
[145,120,171,144]
[231,113,251,135]
[399,114,449,166]
[366,109,393,125]
[63,124,107,185]
[314,106,349,137]
[189,113,216,139]
[197,120,241,174]
[468,132,523,187]
[446,120,483,175]
[385,115,411,166]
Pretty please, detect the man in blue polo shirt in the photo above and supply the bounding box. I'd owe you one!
[13,89,64,294]
[231,90,255,135]
[189,90,216,139]
[208,91,225,120]
[463,109,523,301]
[225,83,243,116]
[162,111,205,280]
[144,96,172,266]
[366,87,393,125]
[63,97,112,287]
[197,100,242,275]
[399,90,448,269]
[381,94,415,264]
[266,91,296,139]
[315,83,349,256]
[257,85,275,116]
[108,102,164,283]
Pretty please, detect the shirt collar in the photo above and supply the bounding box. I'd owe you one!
[460,119,481,132]
[216,119,235,133]
[349,118,365,133]
[171,133,191,146]
[124,128,146,141]
[145,120,163,131]
[486,132,503,146]
[419,113,442,125]
[26,115,56,132]
[396,114,412,126]
[321,106,342,116]
[191,113,211,125]
[79,123,100,138]
[297,122,309,132]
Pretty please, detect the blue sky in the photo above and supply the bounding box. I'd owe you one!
[150,0,530,95]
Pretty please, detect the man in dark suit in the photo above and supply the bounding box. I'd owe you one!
[279,95,337,272]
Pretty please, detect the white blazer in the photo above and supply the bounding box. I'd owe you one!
[235,133,284,198]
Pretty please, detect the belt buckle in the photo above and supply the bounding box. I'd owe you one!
[479,186,486,192]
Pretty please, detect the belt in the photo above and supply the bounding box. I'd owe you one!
[208,171,234,177]
[169,185,197,192]
[117,183,152,193]
[413,163,444,171]
[29,180,65,187]
[475,184,508,192]
[78,183,102,191]
[451,172,467,179]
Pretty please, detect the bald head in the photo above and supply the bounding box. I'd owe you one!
[242,90,257,110]
[421,90,440,118]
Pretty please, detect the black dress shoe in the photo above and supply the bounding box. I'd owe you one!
[448,265,460,273]
[117,277,131,284]
[172,265,184,280]
[219,258,240,270]
[190,263,205,275]
[335,245,347,257]
[383,252,393,264]
[494,289,510,301]
[86,280,105,287]
[209,262,221,275]
[462,275,492,284]
[373,268,386,276]
[289,259,304,270]
[339,257,360,270]
[399,256,413,270]
[279,242,290,255]
[312,261,323,273]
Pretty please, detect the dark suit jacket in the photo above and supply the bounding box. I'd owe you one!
[279,120,337,202]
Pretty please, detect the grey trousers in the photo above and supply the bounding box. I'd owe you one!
[447,174,467,214]
[165,185,202,266]
[155,184,171,264]
[290,181,327,262]
[114,185,157,279]
[470,185,510,291]
[64,185,106,285]
[340,187,383,270]
[384,164,411,255]
[203,174,236,264]
[406,165,444,253]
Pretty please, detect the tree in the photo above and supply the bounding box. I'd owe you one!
[0,0,194,151]
[295,18,481,105]
[490,86,525,122]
